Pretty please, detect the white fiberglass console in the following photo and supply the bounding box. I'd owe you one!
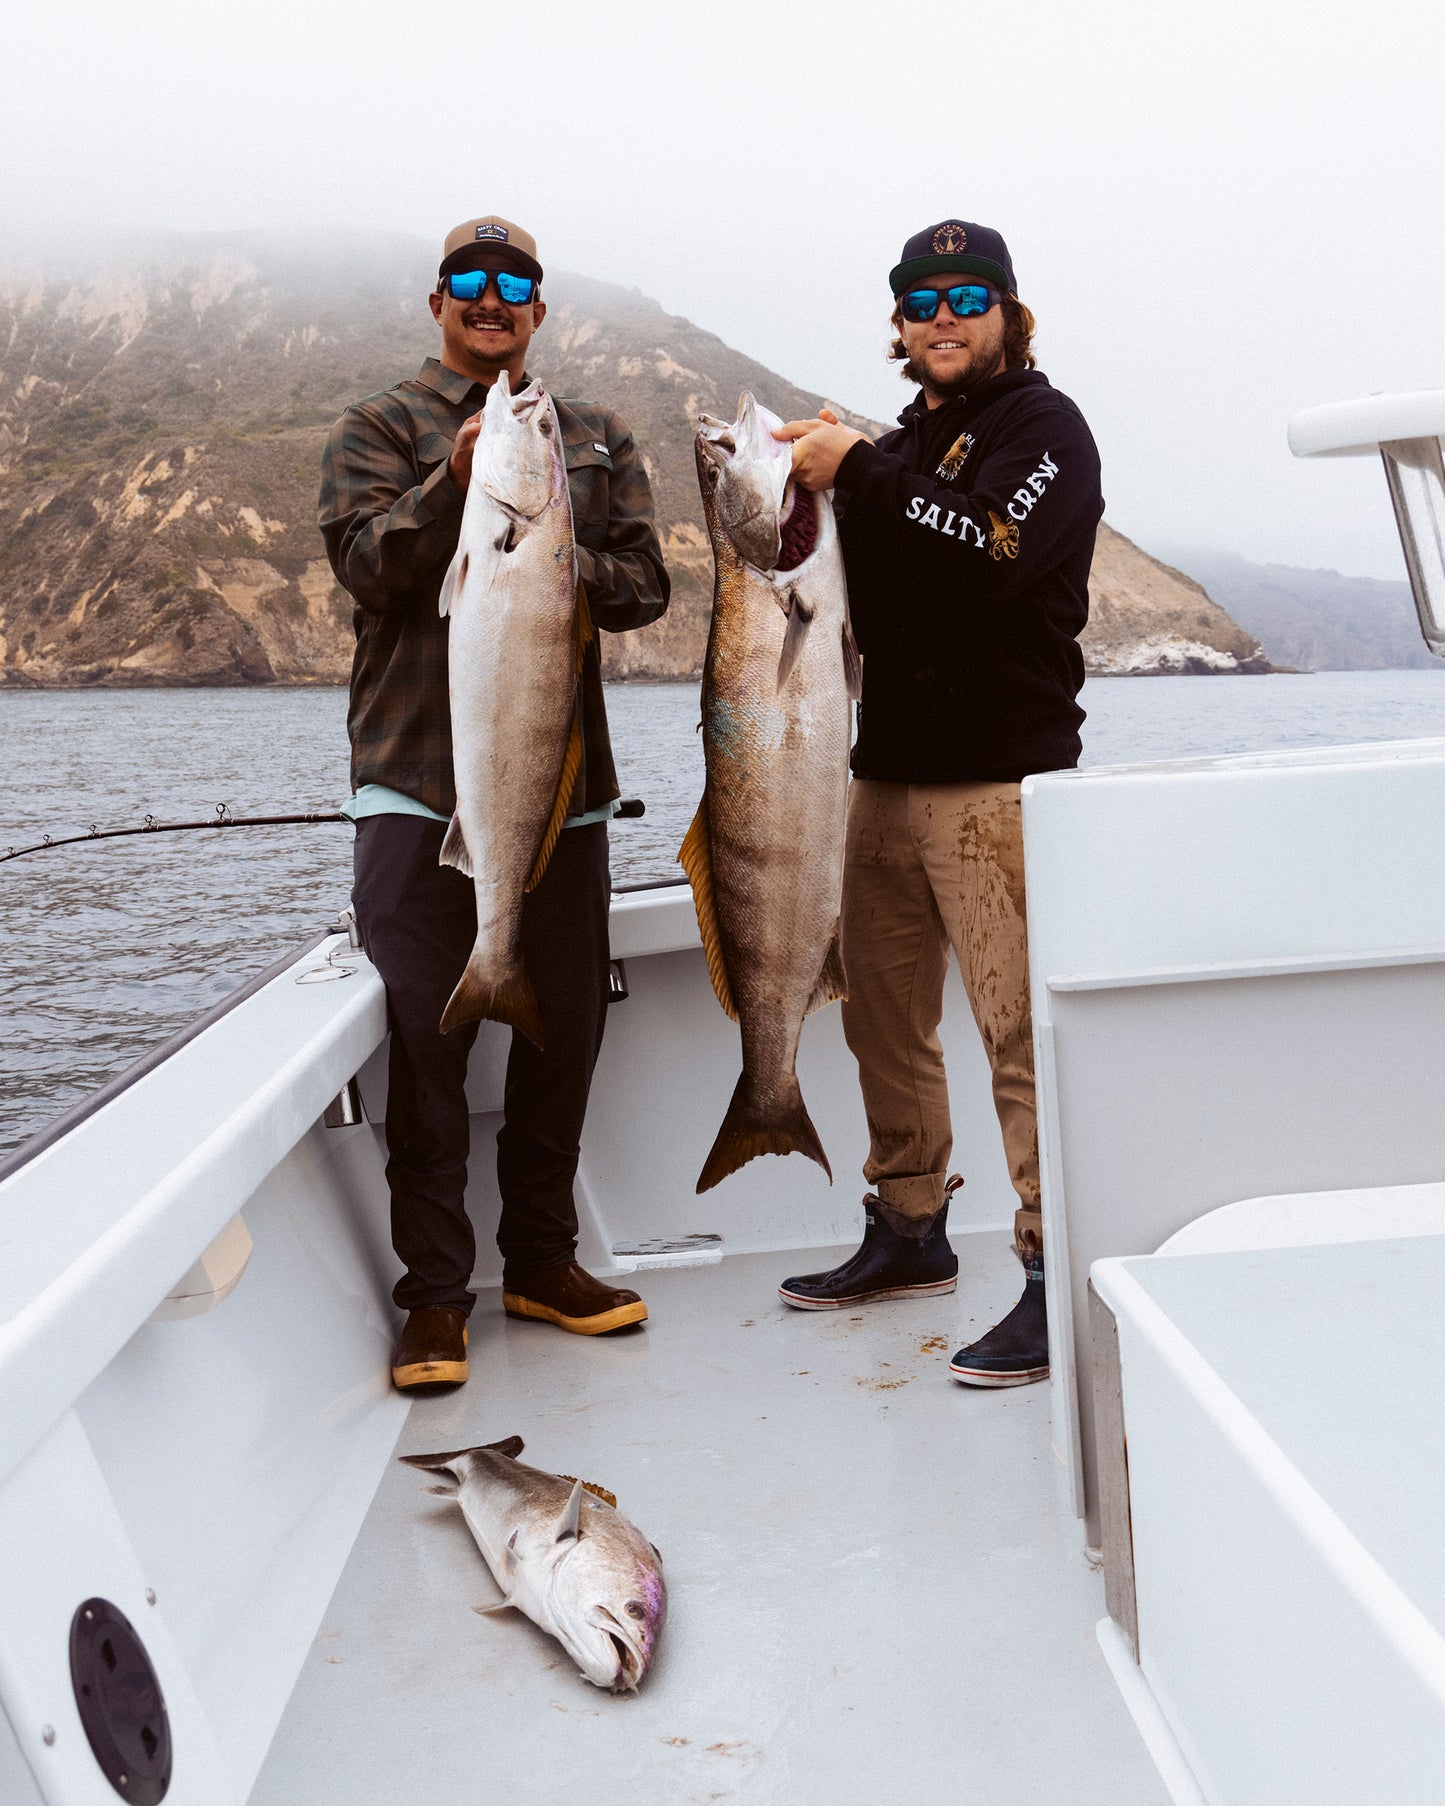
[1022,736,1445,1538]
[1091,1232,1445,1804]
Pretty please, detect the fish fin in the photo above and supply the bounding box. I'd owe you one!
[843,616,862,700]
[438,811,473,878]
[438,549,469,619]
[399,1437,523,1470]
[558,1474,618,1509]
[574,575,594,678]
[524,702,583,894]
[678,799,738,1021]
[805,928,848,1016]
[473,1600,518,1617]
[555,1478,584,1544]
[440,955,544,1047]
[776,588,815,691]
[399,1447,474,1475]
[696,1072,831,1194]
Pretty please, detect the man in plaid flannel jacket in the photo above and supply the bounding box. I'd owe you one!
[319,216,669,1389]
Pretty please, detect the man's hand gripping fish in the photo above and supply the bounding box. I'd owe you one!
[400,1437,666,1691]
[683,393,859,1192]
[436,370,590,1045]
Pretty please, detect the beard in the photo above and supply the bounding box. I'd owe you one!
[912,337,1002,400]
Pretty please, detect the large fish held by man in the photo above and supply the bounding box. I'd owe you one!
[400,1436,666,1692]
[436,370,590,1044]
[683,393,858,1193]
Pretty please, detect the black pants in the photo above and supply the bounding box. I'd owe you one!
[352,813,611,1316]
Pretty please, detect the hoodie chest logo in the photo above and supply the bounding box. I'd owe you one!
[936,432,974,481]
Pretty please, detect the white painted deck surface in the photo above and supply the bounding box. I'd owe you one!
[252,1239,1168,1805]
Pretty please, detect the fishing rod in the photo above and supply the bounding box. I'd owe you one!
[1,797,646,865]
[0,804,347,864]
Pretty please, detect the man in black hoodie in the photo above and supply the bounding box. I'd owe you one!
[773,220,1103,1387]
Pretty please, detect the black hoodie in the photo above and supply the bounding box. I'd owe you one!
[835,368,1103,783]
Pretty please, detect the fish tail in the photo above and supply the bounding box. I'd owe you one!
[399,1436,525,1472]
[696,1072,832,1193]
[440,954,544,1048]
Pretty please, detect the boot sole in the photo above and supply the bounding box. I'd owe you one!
[391,1358,469,1388]
[778,1277,958,1311]
[392,1325,468,1389]
[502,1293,649,1336]
[948,1362,1049,1388]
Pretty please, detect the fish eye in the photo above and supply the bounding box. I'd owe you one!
[539,420,552,435]
[625,1600,647,1619]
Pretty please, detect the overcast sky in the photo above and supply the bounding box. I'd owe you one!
[6,0,1444,577]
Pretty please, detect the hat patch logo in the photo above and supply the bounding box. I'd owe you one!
[933,223,968,254]
[475,224,508,241]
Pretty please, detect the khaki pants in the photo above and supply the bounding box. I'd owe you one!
[840,779,1041,1257]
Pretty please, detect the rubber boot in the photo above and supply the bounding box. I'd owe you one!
[948,1249,1048,1387]
[778,1190,959,1310]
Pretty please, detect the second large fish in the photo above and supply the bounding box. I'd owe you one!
[437,370,589,1045]
[683,393,858,1193]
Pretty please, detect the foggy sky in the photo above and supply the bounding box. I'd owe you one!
[5,0,1444,579]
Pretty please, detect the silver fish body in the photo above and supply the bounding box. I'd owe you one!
[400,1437,666,1692]
[683,393,857,1193]
[436,371,588,1045]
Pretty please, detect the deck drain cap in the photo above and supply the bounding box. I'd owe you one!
[69,1598,171,1802]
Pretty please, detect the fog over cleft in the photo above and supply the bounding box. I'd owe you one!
[3,0,1443,579]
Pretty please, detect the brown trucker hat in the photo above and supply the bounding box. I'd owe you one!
[438,216,543,285]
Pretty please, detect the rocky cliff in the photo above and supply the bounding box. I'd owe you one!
[1159,545,1435,672]
[0,232,1273,685]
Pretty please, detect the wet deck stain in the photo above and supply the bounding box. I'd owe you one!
[855,1361,914,1392]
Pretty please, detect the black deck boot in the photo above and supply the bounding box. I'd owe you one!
[778,1193,958,1310]
[948,1250,1048,1387]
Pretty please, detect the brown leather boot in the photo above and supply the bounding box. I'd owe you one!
[502,1261,648,1336]
[391,1305,469,1389]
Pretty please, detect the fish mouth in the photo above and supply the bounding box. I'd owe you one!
[606,1630,641,1690]
[590,1606,647,1691]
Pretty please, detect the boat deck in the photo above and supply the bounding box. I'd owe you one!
[251,1237,1168,1804]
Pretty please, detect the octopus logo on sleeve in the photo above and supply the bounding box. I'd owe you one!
[987,510,1020,561]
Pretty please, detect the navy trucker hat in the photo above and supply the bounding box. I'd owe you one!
[889,219,1016,297]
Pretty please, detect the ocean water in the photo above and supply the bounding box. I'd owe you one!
[2,668,1443,1157]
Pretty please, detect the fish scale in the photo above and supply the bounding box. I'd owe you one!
[435,371,589,1046]
[682,393,858,1194]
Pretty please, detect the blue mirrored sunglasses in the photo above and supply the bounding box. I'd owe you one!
[445,268,536,304]
[899,283,1000,324]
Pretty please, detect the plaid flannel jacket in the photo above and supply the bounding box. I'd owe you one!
[318,357,670,817]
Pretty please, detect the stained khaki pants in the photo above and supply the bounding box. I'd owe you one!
[840,779,1041,1257]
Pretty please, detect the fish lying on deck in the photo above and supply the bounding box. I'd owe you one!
[400,1436,666,1692]
[683,393,858,1193]
[436,371,590,1046]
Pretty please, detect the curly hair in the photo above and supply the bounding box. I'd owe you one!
[888,293,1037,382]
